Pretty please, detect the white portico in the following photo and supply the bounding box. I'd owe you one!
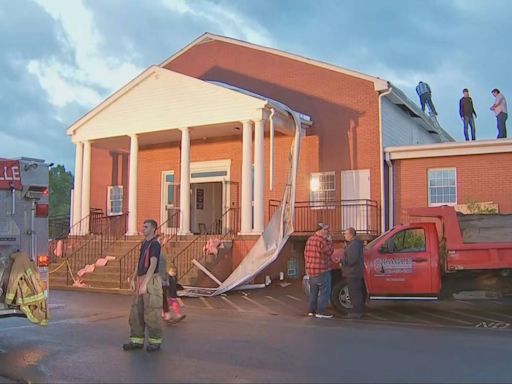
[67,66,309,236]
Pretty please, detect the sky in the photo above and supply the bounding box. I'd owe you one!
[1,0,511,172]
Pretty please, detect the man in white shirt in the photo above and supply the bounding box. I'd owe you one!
[490,88,508,138]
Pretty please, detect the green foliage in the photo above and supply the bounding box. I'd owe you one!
[49,165,73,217]
[466,201,498,214]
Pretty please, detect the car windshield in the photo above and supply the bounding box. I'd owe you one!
[365,229,392,249]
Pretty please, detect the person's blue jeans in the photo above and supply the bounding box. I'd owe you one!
[308,271,331,314]
[497,112,508,138]
[463,115,476,141]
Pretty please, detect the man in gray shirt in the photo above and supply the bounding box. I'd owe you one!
[490,88,508,138]
[342,227,366,319]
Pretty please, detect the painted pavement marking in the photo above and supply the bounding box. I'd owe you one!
[242,296,277,314]
[199,297,214,310]
[221,296,248,312]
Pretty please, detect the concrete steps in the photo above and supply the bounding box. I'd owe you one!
[49,235,233,291]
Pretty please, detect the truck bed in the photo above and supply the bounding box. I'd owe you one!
[458,214,512,243]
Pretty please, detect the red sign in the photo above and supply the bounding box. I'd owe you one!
[0,160,22,190]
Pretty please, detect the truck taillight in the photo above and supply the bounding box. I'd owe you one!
[38,255,49,267]
[35,203,48,217]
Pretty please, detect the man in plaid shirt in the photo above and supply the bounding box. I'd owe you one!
[304,223,334,318]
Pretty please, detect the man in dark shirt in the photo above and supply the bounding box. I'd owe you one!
[459,88,477,141]
[342,227,365,319]
[123,219,163,352]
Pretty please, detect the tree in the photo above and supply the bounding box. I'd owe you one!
[49,165,74,218]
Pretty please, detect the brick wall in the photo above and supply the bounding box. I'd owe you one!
[164,40,383,205]
[394,152,512,223]
[90,146,112,214]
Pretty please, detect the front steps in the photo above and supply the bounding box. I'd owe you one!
[49,235,233,291]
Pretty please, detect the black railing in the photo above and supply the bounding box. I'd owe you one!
[48,209,105,263]
[269,199,380,236]
[67,213,127,281]
[118,211,180,289]
[171,207,239,283]
[49,215,70,240]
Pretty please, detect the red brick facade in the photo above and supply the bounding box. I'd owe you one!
[393,152,512,224]
[164,39,383,207]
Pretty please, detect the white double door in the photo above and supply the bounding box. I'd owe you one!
[341,169,371,232]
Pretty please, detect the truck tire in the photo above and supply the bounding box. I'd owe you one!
[331,279,353,314]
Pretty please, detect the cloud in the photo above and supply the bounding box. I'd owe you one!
[161,0,274,47]
[2,0,512,175]
[29,0,143,110]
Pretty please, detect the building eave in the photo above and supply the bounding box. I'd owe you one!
[159,32,389,92]
[385,138,512,160]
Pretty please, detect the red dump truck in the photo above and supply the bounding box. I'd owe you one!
[324,206,512,312]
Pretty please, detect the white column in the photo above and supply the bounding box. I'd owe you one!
[81,140,91,235]
[179,127,192,235]
[72,142,83,234]
[127,134,139,235]
[253,118,265,234]
[240,120,253,234]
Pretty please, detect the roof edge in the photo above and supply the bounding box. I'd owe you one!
[159,32,389,91]
[66,65,161,135]
[385,138,512,159]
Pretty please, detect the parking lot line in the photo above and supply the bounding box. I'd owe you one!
[199,297,214,310]
[221,296,247,312]
[384,309,436,324]
[265,296,302,313]
[242,296,276,313]
[286,295,303,302]
[448,309,504,324]
[365,312,388,321]
[417,310,473,325]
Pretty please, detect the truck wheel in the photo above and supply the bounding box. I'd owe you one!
[331,279,353,314]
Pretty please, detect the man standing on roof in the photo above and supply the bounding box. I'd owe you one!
[123,219,163,352]
[304,223,334,319]
[459,88,477,141]
[416,81,437,116]
[490,88,508,138]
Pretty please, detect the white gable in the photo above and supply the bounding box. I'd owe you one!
[68,66,266,143]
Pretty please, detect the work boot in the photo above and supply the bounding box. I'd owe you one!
[146,344,161,352]
[122,342,143,351]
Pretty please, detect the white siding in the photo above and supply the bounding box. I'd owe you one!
[382,98,440,147]
[72,66,265,143]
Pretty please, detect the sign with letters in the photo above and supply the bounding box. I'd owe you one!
[0,160,22,190]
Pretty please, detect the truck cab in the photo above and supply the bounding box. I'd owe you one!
[363,222,442,297]
[325,223,442,313]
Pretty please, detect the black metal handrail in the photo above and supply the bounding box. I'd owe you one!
[59,213,128,285]
[171,207,239,282]
[48,209,104,263]
[269,199,380,235]
[118,211,180,289]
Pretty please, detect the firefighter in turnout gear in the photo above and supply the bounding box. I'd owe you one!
[123,219,163,352]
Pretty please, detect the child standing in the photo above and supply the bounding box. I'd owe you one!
[159,250,172,322]
[167,265,186,323]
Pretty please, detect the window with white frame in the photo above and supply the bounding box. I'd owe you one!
[107,186,123,216]
[310,172,336,207]
[428,168,456,206]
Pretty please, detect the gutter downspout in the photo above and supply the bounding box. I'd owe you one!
[385,152,394,229]
[269,108,276,191]
[378,85,393,233]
